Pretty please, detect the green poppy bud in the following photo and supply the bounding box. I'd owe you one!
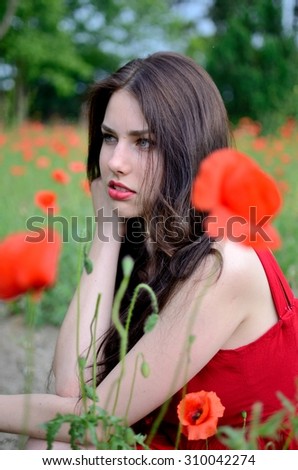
[122,256,134,277]
[141,361,150,378]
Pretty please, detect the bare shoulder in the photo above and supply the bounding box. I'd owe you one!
[195,239,273,323]
[211,239,267,293]
[204,240,277,348]
[165,240,276,352]
[186,240,263,317]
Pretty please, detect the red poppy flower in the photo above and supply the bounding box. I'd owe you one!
[279,118,296,139]
[51,140,69,158]
[67,132,81,147]
[0,134,7,146]
[34,190,59,214]
[10,165,26,176]
[278,180,289,194]
[253,137,267,151]
[177,391,225,441]
[22,148,34,161]
[68,161,85,173]
[192,148,282,249]
[0,228,61,300]
[280,154,291,164]
[52,169,70,184]
[36,156,50,168]
[237,117,262,137]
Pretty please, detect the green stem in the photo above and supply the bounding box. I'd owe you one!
[248,403,262,449]
[76,244,87,411]
[92,294,101,394]
[146,397,171,445]
[124,353,143,421]
[112,281,159,416]
[111,271,131,415]
[174,335,194,449]
[126,283,158,337]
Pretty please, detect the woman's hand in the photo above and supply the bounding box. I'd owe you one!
[91,177,126,239]
[53,178,124,398]
[91,177,108,215]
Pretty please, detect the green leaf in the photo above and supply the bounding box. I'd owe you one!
[218,426,251,450]
[124,427,136,446]
[276,391,296,413]
[84,384,98,402]
[257,410,285,437]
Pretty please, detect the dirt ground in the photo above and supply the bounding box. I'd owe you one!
[0,311,59,450]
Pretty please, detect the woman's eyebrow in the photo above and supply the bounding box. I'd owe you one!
[101,123,114,133]
[101,123,150,136]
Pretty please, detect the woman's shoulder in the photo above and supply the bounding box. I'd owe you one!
[205,239,266,293]
[201,240,278,349]
[217,238,260,266]
[197,239,273,321]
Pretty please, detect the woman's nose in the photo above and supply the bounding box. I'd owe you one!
[107,140,131,174]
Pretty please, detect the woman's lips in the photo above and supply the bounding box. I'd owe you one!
[108,181,136,201]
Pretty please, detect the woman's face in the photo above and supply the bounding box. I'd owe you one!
[99,89,161,219]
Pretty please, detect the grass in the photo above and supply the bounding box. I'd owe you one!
[0,117,297,325]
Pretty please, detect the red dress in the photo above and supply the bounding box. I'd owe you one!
[134,249,298,449]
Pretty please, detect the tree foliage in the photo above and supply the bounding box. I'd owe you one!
[1,0,297,127]
[203,0,298,131]
[0,0,188,123]
[0,0,19,40]
[0,0,92,121]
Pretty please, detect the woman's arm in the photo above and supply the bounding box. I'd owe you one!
[53,178,124,397]
[0,242,272,442]
[0,395,79,441]
[1,242,263,444]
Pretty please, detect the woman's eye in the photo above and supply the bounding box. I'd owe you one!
[137,138,153,150]
[102,133,117,144]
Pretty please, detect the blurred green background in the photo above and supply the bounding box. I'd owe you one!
[1,0,297,129]
[0,0,298,326]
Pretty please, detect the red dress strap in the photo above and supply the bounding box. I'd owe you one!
[255,249,295,318]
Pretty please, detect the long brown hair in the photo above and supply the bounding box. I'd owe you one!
[86,51,232,384]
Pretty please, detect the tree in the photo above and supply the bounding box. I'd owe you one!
[0,0,94,122]
[0,0,191,123]
[203,0,298,131]
[0,0,18,40]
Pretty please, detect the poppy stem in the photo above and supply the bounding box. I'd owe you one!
[110,257,134,417]
[124,352,143,422]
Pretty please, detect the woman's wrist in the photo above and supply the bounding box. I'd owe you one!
[90,222,123,258]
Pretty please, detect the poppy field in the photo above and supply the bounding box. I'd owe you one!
[0,118,297,326]
[0,122,93,325]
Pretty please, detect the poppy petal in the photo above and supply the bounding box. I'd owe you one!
[177,391,225,441]
[192,148,282,249]
[0,229,61,300]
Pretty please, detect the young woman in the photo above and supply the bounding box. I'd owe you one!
[1,51,298,450]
